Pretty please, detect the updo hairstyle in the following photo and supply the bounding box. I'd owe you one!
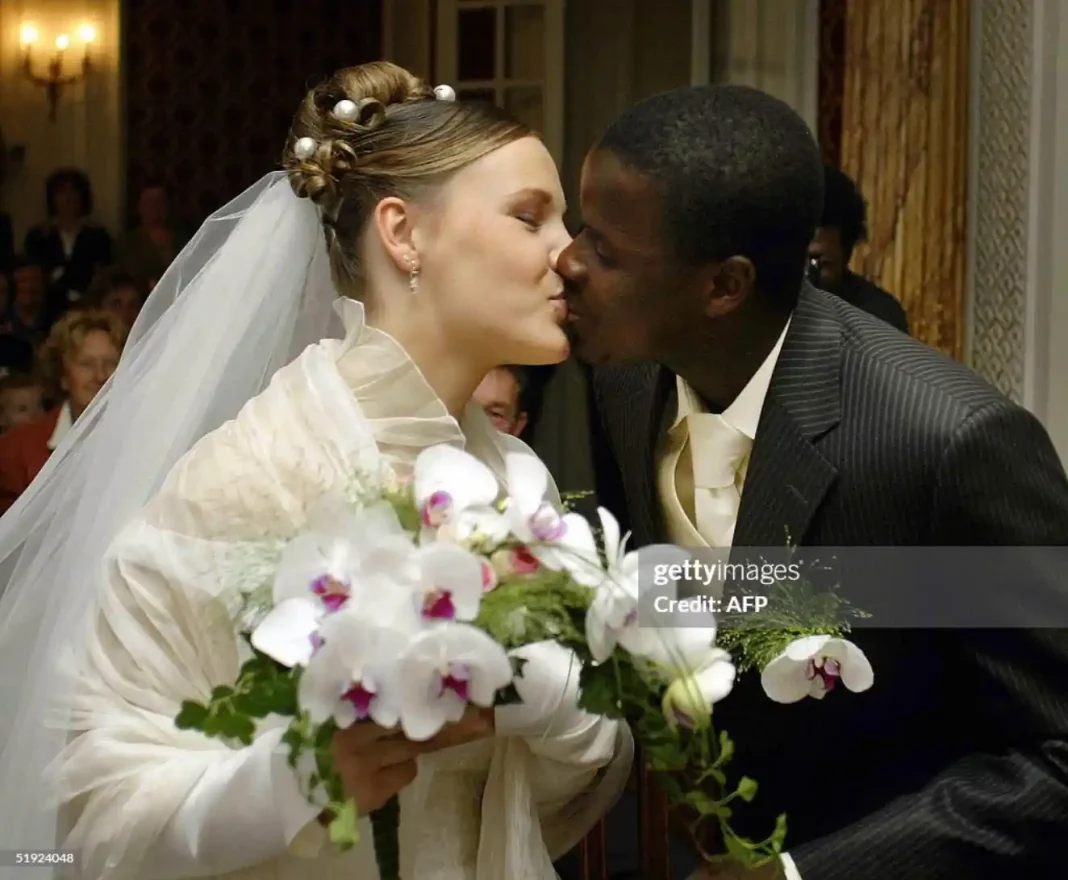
[283,61,533,299]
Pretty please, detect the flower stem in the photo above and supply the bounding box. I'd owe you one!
[371,796,401,880]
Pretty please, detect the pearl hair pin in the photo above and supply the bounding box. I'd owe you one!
[433,84,456,102]
[293,137,316,160]
[332,99,359,122]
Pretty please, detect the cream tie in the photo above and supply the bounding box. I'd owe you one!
[687,412,751,548]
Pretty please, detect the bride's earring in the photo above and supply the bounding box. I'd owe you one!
[404,253,420,294]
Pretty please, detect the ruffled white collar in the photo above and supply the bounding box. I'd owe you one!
[329,298,556,503]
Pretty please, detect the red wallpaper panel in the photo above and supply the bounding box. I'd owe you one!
[124,0,383,226]
[818,0,847,166]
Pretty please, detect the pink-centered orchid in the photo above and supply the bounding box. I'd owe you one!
[394,622,513,741]
[761,634,874,703]
[413,541,487,622]
[502,453,601,586]
[413,445,508,544]
[251,498,419,668]
[297,604,410,729]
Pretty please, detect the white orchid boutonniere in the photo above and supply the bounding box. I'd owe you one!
[761,634,874,704]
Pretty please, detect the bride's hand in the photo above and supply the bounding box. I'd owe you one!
[330,706,494,813]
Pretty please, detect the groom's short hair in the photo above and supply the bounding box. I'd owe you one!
[597,84,823,301]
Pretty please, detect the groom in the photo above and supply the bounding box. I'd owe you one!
[558,84,1068,879]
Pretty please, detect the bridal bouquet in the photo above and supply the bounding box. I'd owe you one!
[174,442,875,878]
[174,444,607,879]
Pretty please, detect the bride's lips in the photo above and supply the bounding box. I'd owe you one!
[550,292,568,320]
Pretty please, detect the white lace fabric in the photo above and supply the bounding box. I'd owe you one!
[55,299,632,880]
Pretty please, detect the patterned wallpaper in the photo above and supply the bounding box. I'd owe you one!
[968,0,1032,402]
[124,0,383,228]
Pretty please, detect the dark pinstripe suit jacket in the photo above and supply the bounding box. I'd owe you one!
[587,284,1068,879]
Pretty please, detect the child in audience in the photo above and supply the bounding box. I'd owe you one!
[0,373,45,432]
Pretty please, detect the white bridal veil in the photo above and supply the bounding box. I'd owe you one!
[0,172,341,871]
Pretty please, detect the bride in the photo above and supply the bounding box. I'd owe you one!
[0,62,632,879]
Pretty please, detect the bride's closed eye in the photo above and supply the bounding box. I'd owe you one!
[505,187,557,231]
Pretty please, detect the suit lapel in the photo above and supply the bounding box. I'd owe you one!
[732,285,842,549]
[624,366,674,547]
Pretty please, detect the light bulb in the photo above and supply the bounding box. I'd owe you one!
[55,34,70,50]
[20,24,39,46]
[79,25,96,43]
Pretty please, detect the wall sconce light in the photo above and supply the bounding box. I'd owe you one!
[19,22,96,121]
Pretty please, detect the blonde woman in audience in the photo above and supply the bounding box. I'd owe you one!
[0,62,630,879]
[0,308,124,512]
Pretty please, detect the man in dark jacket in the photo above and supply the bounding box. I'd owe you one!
[808,164,909,333]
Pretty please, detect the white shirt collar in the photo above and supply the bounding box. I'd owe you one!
[48,401,73,451]
[671,316,791,440]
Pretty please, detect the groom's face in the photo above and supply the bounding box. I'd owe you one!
[558,150,697,366]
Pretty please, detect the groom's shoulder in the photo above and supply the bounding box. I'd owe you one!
[822,290,1009,420]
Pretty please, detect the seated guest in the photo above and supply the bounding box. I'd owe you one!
[0,373,45,432]
[117,177,189,285]
[809,164,909,333]
[86,269,146,331]
[6,257,51,347]
[0,309,125,513]
[24,168,113,319]
[472,365,529,437]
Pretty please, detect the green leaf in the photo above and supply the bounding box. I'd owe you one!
[717,730,735,765]
[282,718,309,768]
[209,684,235,701]
[772,813,788,848]
[577,664,621,717]
[684,790,723,816]
[473,569,592,650]
[174,701,209,731]
[736,776,759,803]
[328,800,360,848]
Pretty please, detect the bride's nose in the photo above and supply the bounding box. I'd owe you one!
[548,229,573,272]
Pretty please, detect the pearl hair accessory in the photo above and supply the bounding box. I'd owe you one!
[293,137,316,160]
[433,84,457,102]
[332,99,359,122]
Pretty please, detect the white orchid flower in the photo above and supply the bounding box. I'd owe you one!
[413,444,508,543]
[584,511,662,663]
[586,531,717,667]
[585,555,658,663]
[761,634,874,703]
[394,622,514,741]
[297,604,411,730]
[413,541,487,622]
[503,453,601,585]
[662,648,737,730]
[251,498,418,668]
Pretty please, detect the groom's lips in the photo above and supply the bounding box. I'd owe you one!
[550,291,569,320]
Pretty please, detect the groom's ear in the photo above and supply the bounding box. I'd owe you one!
[703,256,756,319]
[371,196,421,274]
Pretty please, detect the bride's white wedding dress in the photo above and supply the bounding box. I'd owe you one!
[57,298,632,880]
